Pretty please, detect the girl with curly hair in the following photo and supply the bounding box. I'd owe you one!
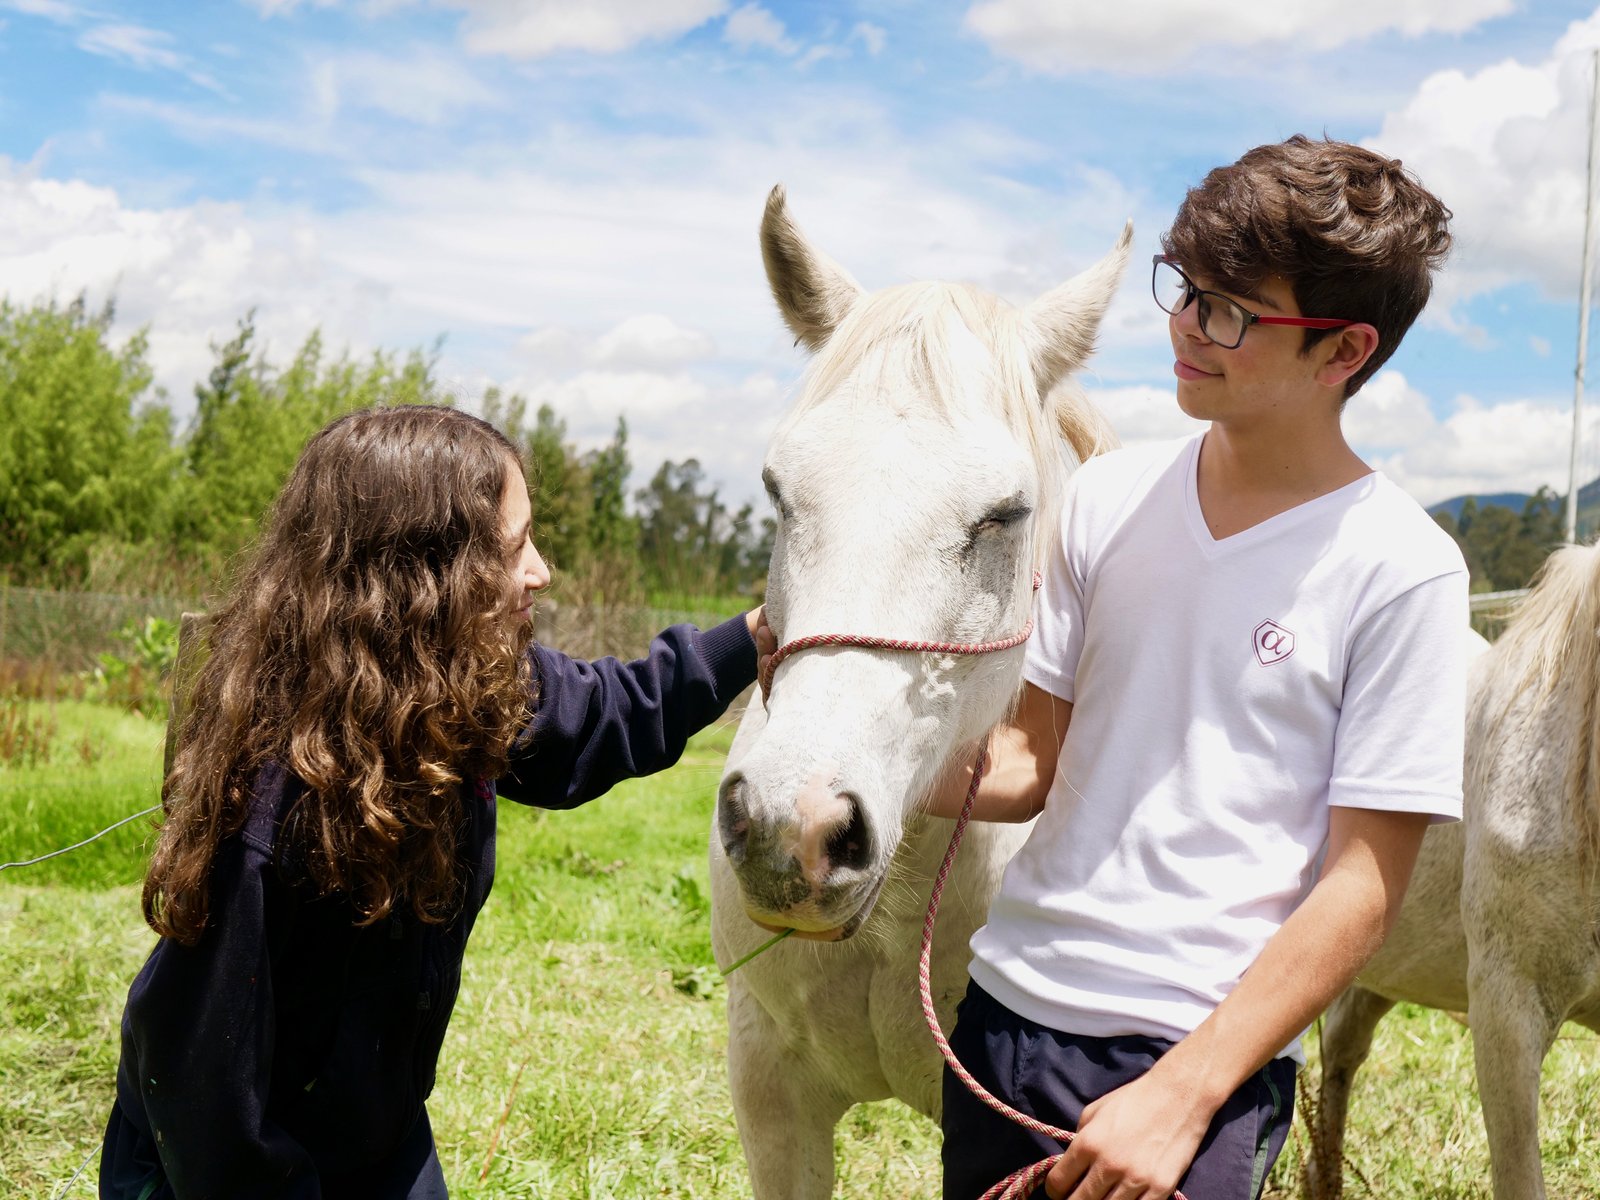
[99,405,766,1199]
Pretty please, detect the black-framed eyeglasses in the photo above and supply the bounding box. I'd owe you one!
[1152,255,1353,350]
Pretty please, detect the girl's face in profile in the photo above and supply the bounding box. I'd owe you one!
[499,462,550,622]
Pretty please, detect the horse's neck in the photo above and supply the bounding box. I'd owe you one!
[897,811,1029,877]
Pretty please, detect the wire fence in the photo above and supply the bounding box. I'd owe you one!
[1468,588,1529,641]
[0,585,740,671]
[0,586,191,671]
[0,806,161,874]
[0,585,751,889]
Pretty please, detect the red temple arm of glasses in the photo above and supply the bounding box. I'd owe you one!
[1254,316,1353,329]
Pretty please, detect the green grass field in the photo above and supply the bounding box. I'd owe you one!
[3,700,1598,1198]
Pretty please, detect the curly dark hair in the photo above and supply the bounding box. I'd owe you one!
[1162,134,1452,397]
[145,405,536,945]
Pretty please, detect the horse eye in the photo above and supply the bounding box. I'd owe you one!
[763,469,789,520]
[973,504,1032,535]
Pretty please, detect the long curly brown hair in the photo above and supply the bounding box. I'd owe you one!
[145,406,536,945]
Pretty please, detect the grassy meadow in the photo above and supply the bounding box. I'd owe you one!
[3,698,1599,1198]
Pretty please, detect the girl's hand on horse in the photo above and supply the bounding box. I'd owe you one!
[748,606,775,687]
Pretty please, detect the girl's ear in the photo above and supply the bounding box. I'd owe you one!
[1316,323,1380,390]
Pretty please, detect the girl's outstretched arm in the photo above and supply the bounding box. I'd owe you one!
[497,612,759,809]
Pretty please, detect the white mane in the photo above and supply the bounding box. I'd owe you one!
[1474,541,1600,867]
[787,279,1117,572]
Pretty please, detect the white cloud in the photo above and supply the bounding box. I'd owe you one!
[78,23,225,93]
[795,43,847,71]
[241,0,339,15]
[1342,370,1441,451]
[244,0,733,58]
[851,22,886,56]
[591,314,716,367]
[1366,11,1600,315]
[79,23,185,70]
[512,367,785,488]
[1080,383,1203,448]
[517,326,585,369]
[1,0,80,21]
[723,3,796,55]
[309,46,500,125]
[524,368,708,424]
[442,0,728,58]
[518,315,716,370]
[1345,371,1597,505]
[100,93,336,154]
[963,0,1512,74]
[0,160,400,413]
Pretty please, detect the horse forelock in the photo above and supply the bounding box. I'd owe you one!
[782,280,1110,572]
[1481,542,1600,869]
[792,283,1047,452]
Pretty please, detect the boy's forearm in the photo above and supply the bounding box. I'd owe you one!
[1041,808,1431,1198]
[920,683,1071,821]
[1145,808,1431,1111]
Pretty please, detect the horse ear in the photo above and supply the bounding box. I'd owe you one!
[760,185,865,352]
[1025,220,1134,398]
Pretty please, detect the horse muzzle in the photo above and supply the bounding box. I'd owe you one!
[717,768,885,937]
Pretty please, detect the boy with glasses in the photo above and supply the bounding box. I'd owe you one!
[931,136,1467,1199]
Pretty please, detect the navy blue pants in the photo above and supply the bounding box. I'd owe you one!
[99,1099,448,1199]
[942,982,1295,1200]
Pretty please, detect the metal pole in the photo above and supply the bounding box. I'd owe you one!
[1567,48,1600,544]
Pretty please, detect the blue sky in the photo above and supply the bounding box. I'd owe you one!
[5,0,1600,508]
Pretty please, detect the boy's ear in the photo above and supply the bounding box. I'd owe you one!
[1316,323,1380,390]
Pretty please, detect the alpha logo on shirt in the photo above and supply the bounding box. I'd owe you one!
[1253,619,1296,666]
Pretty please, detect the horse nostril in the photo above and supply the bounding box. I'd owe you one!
[718,772,752,862]
[822,792,872,873]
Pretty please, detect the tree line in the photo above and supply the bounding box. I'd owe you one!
[1,294,1571,608]
[1431,490,1565,594]
[0,297,772,606]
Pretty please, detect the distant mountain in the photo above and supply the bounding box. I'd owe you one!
[1426,474,1600,538]
[1427,492,1535,520]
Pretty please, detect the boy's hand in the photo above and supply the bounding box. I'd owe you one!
[1044,1070,1211,1200]
[747,605,776,686]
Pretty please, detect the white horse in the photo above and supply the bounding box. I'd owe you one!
[1313,544,1600,1199]
[708,186,1129,1199]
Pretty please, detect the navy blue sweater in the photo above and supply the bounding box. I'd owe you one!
[105,618,755,1199]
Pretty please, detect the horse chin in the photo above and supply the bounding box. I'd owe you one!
[747,870,889,944]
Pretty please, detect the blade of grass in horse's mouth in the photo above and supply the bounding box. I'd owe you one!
[718,927,796,976]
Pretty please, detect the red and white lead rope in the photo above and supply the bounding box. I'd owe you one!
[762,569,1188,1200]
[919,751,1190,1200]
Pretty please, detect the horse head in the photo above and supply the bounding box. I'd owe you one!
[716,185,1129,939]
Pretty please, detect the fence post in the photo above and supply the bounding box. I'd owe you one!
[163,612,212,781]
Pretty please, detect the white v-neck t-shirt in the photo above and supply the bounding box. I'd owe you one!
[968,434,1468,1054]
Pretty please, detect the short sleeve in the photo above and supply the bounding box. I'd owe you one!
[1329,569,1469,821]
[1022,479,1089,703]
